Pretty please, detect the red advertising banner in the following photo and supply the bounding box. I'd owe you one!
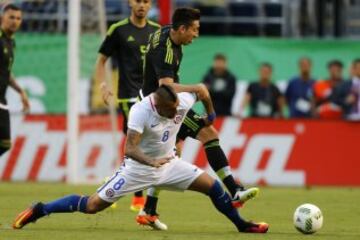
[0,115,359,186]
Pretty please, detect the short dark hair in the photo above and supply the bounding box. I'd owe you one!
[172,8,200,30]
[2,4,21,13]
[327,60,343,69]
[352,58,360,66]
[214,53,226,61]
[156,85,177,103]
[298,57,312,65]
[260,62,272,70]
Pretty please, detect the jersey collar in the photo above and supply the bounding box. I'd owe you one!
[128,17,148,30]
[0,28,14,39]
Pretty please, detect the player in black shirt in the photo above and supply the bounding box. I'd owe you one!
[94,0,160,215]
[138,8,261,230]
[242,63,284,118]
[141,26,183,96]
[0,4,30,157]
[202,54,237,116]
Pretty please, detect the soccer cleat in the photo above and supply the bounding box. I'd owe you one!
[136,209,168,231]
[130,196,145,212]
[241,222,269,233]
[232,187,259,208]
[13,202,46,229]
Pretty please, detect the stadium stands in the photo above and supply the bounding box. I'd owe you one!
[8,0,360,38]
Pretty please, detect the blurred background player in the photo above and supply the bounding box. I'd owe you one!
[94,0,160,212]
[202,53,236,116]
[332,59,360,120]
[241,63,284,118]
[139,7,259,229]
[313,60,344,119]
[13,85,269,234]
[285,57,315,118]
[0,4,29,157]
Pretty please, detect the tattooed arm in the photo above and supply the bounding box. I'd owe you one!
[125,129,170,168]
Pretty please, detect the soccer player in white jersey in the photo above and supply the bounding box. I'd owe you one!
[12,85,268,234]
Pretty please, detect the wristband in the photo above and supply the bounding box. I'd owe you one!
[207,112,216,122]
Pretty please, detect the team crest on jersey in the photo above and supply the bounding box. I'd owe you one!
[174,109,186,124]
[127,35,135,42]
[105,188,115,198]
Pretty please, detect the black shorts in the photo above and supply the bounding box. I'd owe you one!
[0,108,11,149]
[177,109,206,140]
[117,98,138,135]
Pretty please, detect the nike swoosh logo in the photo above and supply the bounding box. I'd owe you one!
[151,123,160,128]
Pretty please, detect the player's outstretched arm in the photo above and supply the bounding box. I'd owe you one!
[95,53,113,105]
[159,78,216,124]
[125,129,170,168]
[196,84,216,125]
[159,77,205,95]
[9,75,30,113]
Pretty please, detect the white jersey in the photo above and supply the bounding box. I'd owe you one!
[127,92,196,159]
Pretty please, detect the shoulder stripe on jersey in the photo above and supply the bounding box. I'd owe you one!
[147,20,161,28]
[165,38,173,64]
[107,18,129,36]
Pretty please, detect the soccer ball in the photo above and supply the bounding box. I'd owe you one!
[293,203,323,234]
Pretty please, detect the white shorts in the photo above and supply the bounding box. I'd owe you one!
[97,157,204,203]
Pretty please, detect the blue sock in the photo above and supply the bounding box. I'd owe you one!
[43,195,89,214]
[208,181,248,231]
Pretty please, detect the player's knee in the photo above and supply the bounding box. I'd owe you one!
[86,201,101,214]
[208,180,225,198]
[86,195,109,214]
[197,126,219,143]
[188,172,215,194]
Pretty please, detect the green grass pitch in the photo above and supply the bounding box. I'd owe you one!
[1,183,359,240]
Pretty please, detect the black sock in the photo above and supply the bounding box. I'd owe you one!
[134,191,143,197]
[204,139,244,196]
[223,176,244,195]
[143,196,158,215]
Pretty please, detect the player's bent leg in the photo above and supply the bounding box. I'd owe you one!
[86,194,112,214]
[12,194,112,229]
[136,187,167,231]
[143,187,161,215]
[188,174,268,233]
[13,164,144,229]
[196,126,259,207]
[187,172,215,194]
[196,125,240,194]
